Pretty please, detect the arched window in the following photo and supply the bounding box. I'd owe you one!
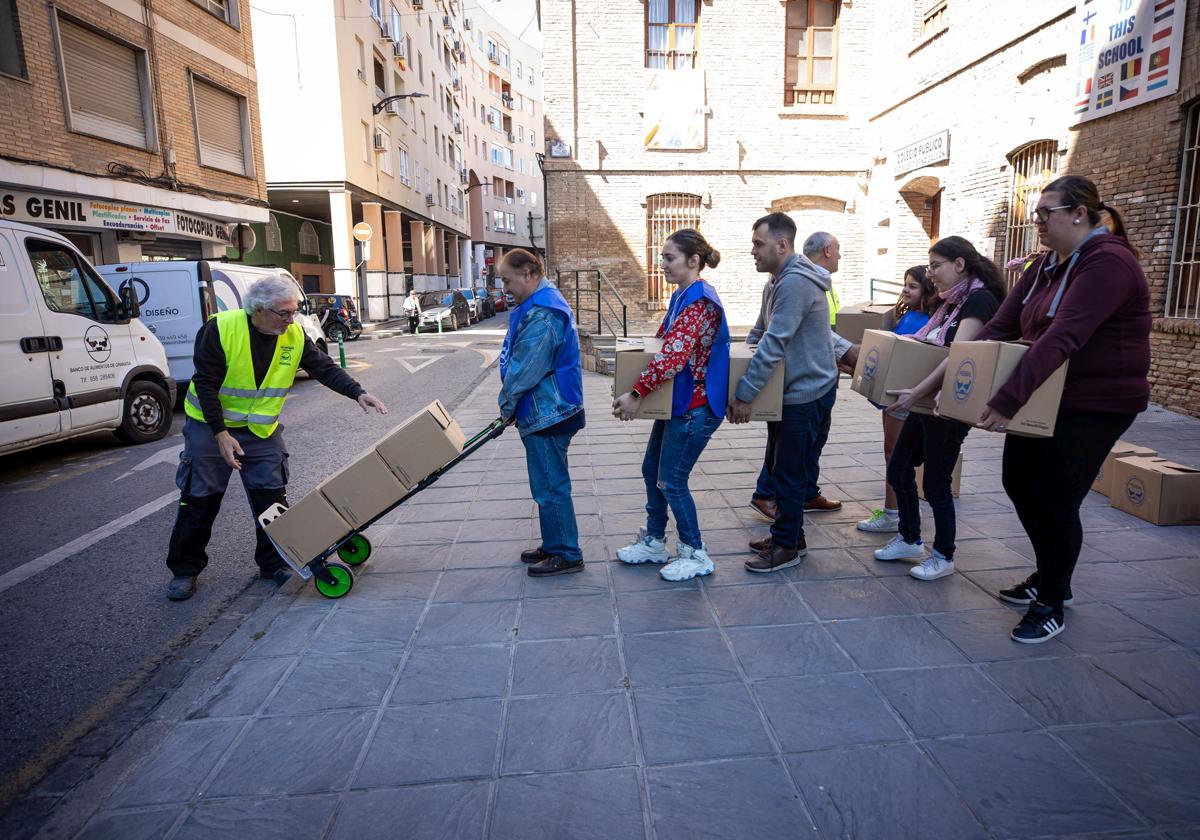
[646,193,701,302]
[298,221,321,259]
[1005,140,1059,274]
[265,214,282,252]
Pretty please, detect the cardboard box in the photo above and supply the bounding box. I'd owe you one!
[851,330,948,413]
[319,450,411,529]
[834,300,895,344]
[916,452,963,499]
[375,400,466,485]
[1092,440,1158,498]
[1109,456,1200,525]
[728,344,784,422]
[613,338,673,420]
[265,491,352,567]
[937,341,1068,438]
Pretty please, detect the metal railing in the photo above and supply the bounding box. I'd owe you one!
[868,277,904,303]
[556,269,628,338]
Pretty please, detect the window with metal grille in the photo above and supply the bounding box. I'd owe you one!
[56,16,153,149]
[299,222,320,258]
[191,75,250,175]
[265,214,282,252]
[784,0,839,107]
[646,0,700,70]
[1167,101,1200,319]
[1004,140,1059,279]
[645,193,701,302]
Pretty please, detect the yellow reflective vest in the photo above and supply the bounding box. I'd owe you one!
[184,310,303,439]
[826,286,840,327]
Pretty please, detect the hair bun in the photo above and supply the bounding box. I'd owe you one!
[705,247,721,269]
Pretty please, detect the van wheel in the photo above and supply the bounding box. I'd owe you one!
[115,381,173,444]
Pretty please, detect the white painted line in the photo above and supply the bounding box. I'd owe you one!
[395,356,439,373]
[0,490,179,595]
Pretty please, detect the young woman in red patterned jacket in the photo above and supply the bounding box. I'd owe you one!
[612,229,731,582]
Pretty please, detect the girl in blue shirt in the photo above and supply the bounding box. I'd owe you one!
[857,266,938,533]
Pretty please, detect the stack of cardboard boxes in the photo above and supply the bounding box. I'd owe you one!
[1092,440,1200,525]
[265,401,466,566]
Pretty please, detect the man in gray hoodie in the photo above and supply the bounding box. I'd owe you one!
[730,213,847,573]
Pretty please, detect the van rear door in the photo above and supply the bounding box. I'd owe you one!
[99,263,201,383]
[0,229,60,449]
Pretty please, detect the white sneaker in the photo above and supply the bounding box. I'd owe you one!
[660,543,714,581]
[617,528,669,565]
[910,552,955,581]
[857,509,899,533]
[874,535,926,562]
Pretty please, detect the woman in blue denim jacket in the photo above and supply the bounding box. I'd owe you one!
[612,229,730,581]
[498,249,587,577]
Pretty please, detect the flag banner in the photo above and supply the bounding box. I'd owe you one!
[1069,0,1187,124]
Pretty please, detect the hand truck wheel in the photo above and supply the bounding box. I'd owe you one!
[337,534,372,566]
[313,563,354,599]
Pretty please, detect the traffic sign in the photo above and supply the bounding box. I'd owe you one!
[352,222,373,242]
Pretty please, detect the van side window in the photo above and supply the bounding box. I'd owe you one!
[25,239,120,323]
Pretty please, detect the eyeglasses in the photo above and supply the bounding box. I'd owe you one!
[926,260,948,273]
[1030,204,1074,223]
[267,307,299,320]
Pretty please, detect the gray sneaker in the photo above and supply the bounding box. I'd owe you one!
[166,575,197,601]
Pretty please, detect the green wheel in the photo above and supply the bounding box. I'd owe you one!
[337,534,372,566]
[314,563,354,599]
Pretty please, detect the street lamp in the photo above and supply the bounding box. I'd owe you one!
[372,91,427,115]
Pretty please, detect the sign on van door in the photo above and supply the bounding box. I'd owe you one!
[116,268,198,381]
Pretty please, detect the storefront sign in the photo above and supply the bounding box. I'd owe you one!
[1070,0,1188,124]
[894,131,950,175]
[0,188,234,242]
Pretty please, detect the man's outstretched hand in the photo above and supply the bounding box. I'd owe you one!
[357,393,389,415]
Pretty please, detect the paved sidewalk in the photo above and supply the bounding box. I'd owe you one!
[30,371,1200,839]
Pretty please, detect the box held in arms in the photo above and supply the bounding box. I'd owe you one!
[375,400,466,485]
[851,330,948,414]
[1092,441,1157,498]
[1109,456,1200,526]
[834,301,895,344]
[728,344,784,422]
[937,341,1067,438]
[613,338,673,420]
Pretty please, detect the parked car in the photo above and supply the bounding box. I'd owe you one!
[491,289,508,312]
[1,220,176,454]
[457,288,483,323]
[418,290,470,331]
[473,287,496,318]
[505,292,515,308]
[306,293,362,343]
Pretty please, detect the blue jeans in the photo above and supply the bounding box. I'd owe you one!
[886,413,969,560]
[642,405,723,548]
[764,386,837,550]
[522,428,582,561]
[754,382,835,504]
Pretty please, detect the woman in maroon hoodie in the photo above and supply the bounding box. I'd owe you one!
[976,175,1151,644]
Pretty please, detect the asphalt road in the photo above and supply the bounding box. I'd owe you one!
[0,312,510,805]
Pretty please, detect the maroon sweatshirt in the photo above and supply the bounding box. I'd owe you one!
[977,232,1151,418]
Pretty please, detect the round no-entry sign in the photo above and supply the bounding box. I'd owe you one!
[352,222,373,242]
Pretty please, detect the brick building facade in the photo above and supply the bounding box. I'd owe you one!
[542,0,1200,417]
[0,0,268,261]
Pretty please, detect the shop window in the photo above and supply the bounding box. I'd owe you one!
[1,1,26,79]
[646,193,701,302]
[646,0,700,70]
[299,222,321,259]
[784,0,839,107]
[1167,101,1200,319]
[1004,140,1059,279]
[266,215,282,252]
[55,15,154,150]
[190,74,251,176]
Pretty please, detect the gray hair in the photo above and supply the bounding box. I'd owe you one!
[802,231,837,259]
[244,276,300,314]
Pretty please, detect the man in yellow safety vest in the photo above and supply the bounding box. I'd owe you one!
[166,277,388,601]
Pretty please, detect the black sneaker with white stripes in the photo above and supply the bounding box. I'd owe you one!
[1011,602,1065,644]
[998,573,1073,607]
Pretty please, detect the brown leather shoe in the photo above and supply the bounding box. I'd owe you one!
[744,542,807,573]
[749,498,778,522]
[805,495,843,512]
[749,536,773,554]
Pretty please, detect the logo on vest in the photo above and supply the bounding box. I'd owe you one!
[953,359,976,403]
[1124,476,1146,506]
[862,347,880,382]
[280,344,295,366]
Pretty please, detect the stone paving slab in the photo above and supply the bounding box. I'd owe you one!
[26,372,1200,839]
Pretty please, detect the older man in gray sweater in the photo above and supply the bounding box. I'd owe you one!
[730,212,851,573]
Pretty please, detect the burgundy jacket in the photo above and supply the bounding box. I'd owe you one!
[977,232,1150,418]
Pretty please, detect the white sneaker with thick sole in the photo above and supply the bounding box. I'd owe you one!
[660,543,714,581]
[617,528,669,565]
[857,509,900,533]
[874,535,926,562]
[910,553,954,580]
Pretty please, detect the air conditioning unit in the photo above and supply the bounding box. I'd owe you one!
[385,100,401,115]
[411,0,423,7]
[506,131,515,142]
[501,94,513,108]
[393,41,407,59]
[452,76,461,90]
[442,15,451,29]
[374,131,387,150]
[379,22,393,42]
[517,188,525,197]
[488,50,499,64]
[459,171,469,185]
[454,121,463,134]
[463,17,471,30]
[425,193,436,206]
[453,39,462,51]
[356,68,366,81]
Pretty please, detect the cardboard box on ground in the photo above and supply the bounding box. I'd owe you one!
[835,301,895,344]
[614,339,784,421]
[851,330,948,414]
[1109,456,1200,525]
[1092,441,1158,498]
[265,401,466,565]
[937,341,1068,438]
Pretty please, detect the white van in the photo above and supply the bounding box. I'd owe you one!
[95,261,329,386]
[0,221,175,455]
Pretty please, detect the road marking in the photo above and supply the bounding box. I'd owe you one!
[394,356,439,373]
[0,490,179,595]
[471,347,499,367]
[114,443,183,482]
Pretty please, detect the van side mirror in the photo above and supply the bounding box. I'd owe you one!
[119,283,141,319]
